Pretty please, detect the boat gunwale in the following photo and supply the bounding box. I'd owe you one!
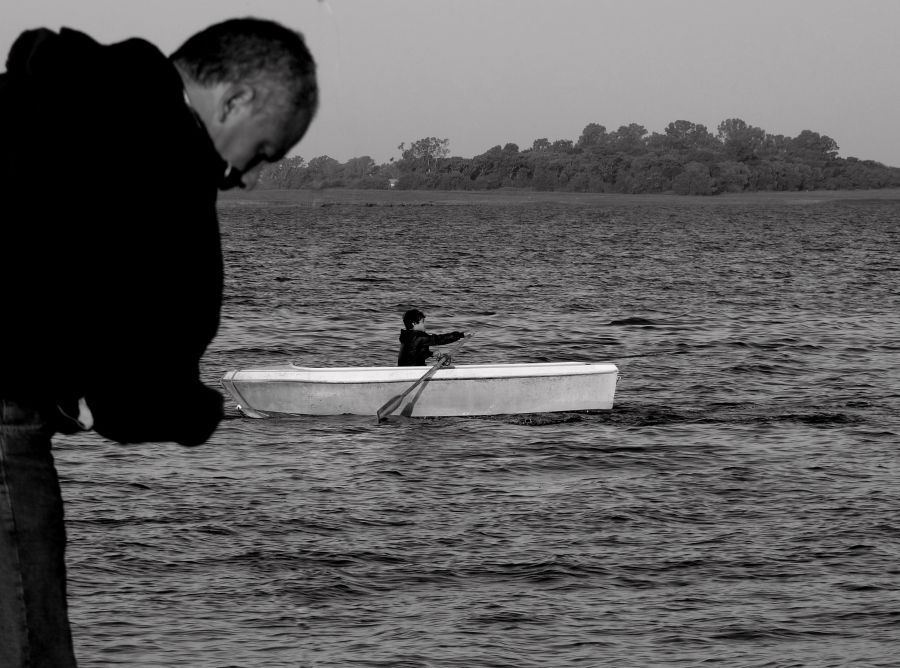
[223,362,619,385]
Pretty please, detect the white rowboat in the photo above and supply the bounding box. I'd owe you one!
[221,362,618,418]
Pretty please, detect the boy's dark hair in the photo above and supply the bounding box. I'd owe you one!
[403,309,425,330]
[170,17,318,114]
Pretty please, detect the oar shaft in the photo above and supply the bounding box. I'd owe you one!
[376,332,473,422]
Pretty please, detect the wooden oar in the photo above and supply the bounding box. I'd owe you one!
[376,332,473,423]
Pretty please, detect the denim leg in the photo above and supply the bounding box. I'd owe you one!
[0,399,77,667]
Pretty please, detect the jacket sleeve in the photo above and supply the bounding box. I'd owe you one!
[87,379,223,446]
[427,332,464,346]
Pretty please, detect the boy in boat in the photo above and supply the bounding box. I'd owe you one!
[398,309,470,366]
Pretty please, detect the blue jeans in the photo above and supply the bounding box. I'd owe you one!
[0,399,77,667]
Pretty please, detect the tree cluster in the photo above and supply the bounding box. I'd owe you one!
[258,119,900,195]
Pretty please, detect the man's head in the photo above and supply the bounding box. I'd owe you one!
[403,309,426,331]
[172,17,318,189]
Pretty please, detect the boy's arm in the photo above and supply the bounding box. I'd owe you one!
[427,331,466,346]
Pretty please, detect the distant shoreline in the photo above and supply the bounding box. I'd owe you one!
[218,187,900,207]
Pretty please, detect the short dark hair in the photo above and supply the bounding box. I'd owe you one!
[171,17,318,114]
[403,309,425,330]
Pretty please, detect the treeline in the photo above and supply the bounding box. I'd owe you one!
[258,118,900,195]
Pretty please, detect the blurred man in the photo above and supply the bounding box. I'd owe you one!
[0,17,317,666]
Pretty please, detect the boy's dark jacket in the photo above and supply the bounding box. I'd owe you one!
[397,330,465,366]
[0,28,226,445]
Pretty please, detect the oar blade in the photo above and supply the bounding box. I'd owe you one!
[375,365,436,423]
[375,396,403,423]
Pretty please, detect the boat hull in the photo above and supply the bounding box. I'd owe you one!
[221,362,618,418]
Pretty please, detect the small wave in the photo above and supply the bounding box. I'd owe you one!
[191,523,238,536]
[712,626,848,641]
[727,362,804,375]
[560,402,868,428]
[607,316,659,326]
[500,412,585,426]
[348,276,390,283]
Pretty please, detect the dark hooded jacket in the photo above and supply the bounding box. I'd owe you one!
[397,330,465,366]
[0,28,226,445]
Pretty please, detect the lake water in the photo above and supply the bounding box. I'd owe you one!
[56,189,900,667]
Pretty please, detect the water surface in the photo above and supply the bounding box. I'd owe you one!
[58,190,900,667]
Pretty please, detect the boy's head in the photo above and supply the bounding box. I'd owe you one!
[403,308,426,330]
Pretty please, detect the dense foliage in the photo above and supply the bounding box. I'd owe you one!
[258,118,900,195]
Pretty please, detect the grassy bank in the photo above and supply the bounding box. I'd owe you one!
[217,187,900,208]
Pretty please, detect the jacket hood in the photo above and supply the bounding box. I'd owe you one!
[5,27,93,79]
[5,28,54,75]
[399,329,423,342]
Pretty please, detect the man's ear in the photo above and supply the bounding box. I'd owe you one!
[216,83,256,123]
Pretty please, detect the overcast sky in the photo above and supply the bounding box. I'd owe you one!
[4,0,900,166]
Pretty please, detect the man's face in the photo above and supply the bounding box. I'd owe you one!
[213,90,313,189]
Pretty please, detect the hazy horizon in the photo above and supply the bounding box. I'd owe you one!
[4,0,899,167]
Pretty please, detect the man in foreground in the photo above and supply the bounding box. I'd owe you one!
[0,17,318,666]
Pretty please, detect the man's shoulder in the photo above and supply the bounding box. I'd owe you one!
[56,27,163,56]
[68,29,171,82]
[99,32,168,66]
